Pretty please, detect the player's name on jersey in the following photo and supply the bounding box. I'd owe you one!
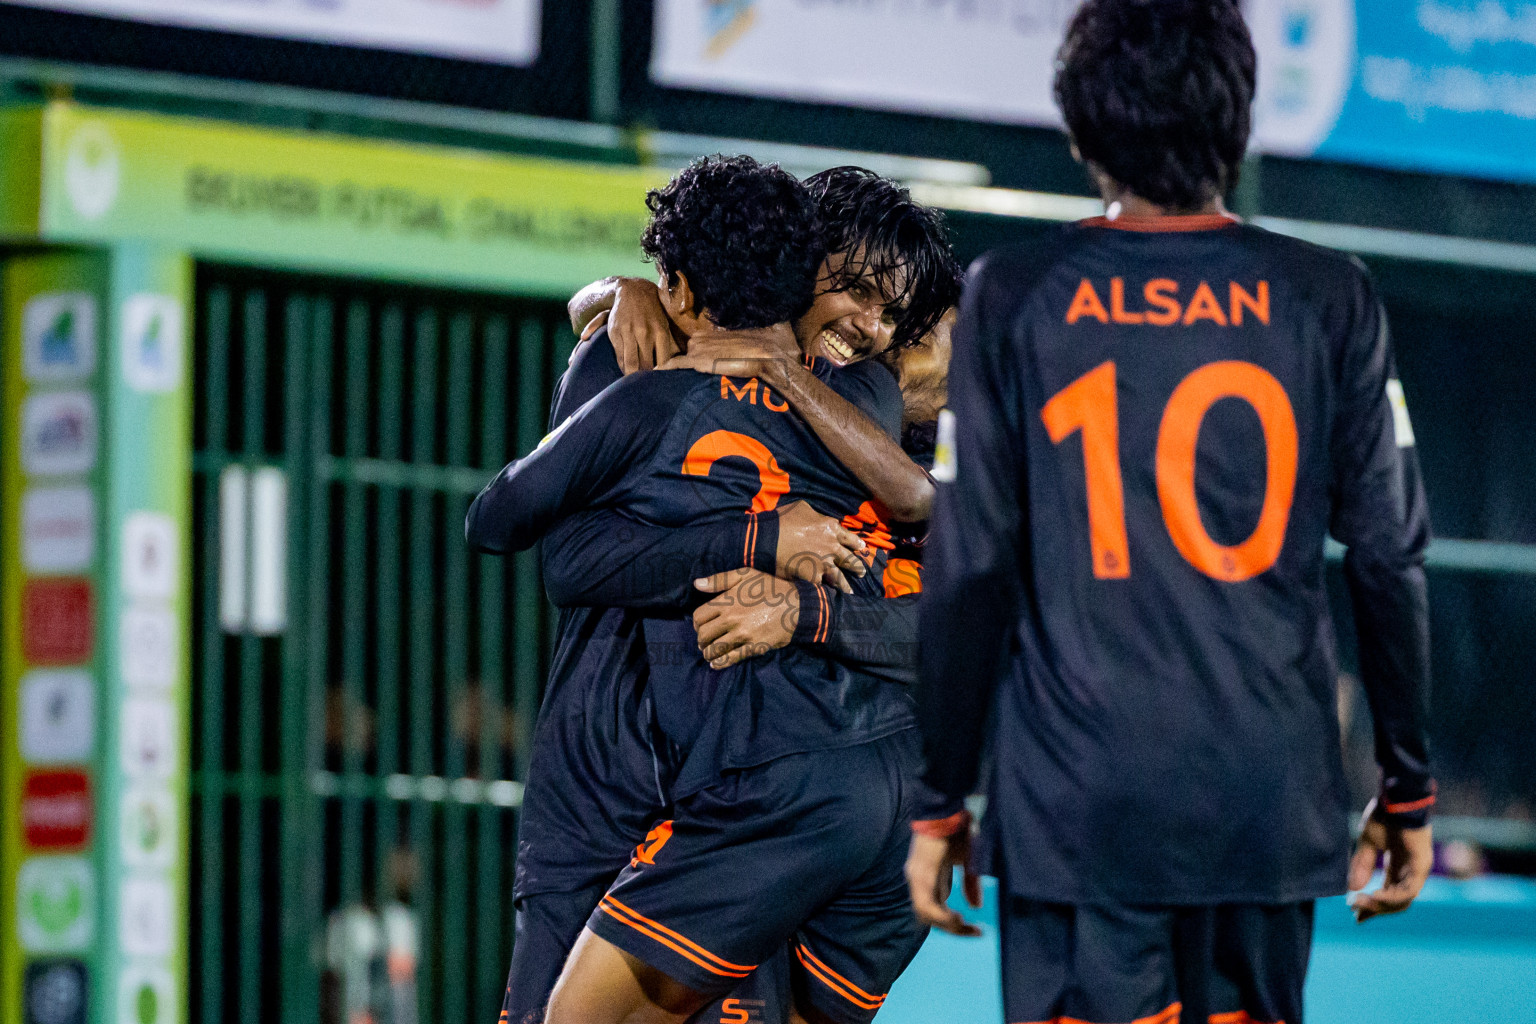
[1066,279,1270,328]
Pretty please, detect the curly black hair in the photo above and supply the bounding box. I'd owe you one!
[804,167,962,349]
[1055,0,1256,211]
[641,155,822,331]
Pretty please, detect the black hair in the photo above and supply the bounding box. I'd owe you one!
[641,155,822,330]
[1055,0,1256,211]
[804,167,962,349]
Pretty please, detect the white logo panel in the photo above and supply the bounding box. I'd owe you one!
[17,856,95,953]
[119,605,177,691]
[21,392,98,477]
[122,295,184,393]
[19,670,96,764]
[121,786,177,870]
[119,875,174,957]
[23,293,97,382]
[120,697,176,781]
[118,963,176,1024]
[64,121,121,221]
[21,487,96,574]
[122,513,178,600]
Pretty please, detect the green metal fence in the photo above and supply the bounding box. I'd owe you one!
[188,263,574,1024]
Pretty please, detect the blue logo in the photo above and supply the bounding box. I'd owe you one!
[706,0,758,58]
[1285,7,1313,49]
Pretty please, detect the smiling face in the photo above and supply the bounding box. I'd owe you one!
[793,247,911,367]
[883,307,954,426]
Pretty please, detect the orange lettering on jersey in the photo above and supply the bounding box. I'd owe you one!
[1182,281,1229,326]
[632,820,674,867]
[1230,281,1270,326]
[1110,277,1145,324]
[721,376,759,404]
[682,431,791,513]
[883,557,923,597]
[840,500,896,555]
[720,1000,751,1024]
[1143,279,1182,326]
[1066,279,1110,324]
[762,386,789,412]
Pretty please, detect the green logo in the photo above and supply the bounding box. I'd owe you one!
[135,982,158,1024]
[17,857,94,952]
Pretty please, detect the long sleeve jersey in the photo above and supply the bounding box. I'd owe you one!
[916,216,1434,905]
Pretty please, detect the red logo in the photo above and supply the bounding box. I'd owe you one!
[22,769,92,850]
[21,578,94,665]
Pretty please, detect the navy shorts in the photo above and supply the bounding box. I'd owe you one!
[588,730,929,1024]
[999,898,1314,1024]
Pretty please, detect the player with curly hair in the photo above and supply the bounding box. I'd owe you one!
[907,3,1435,1023]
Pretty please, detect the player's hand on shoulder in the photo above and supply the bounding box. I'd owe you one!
[1347,799,1434,923]
[691,568,800,669]
[576,309,610,346]
[609,277,679,373]
[775,500,865,593]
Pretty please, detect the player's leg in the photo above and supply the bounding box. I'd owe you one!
[690,947,793,1024]
[552,742,903,1024]
[786,730,929,1024]
[998,897,1179,1024]
[1205,902,1315,1024]
[500,884,610,1024]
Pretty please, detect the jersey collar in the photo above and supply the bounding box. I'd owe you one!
[1081,212,1241,233]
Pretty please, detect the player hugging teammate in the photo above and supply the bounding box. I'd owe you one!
[469,156,960,1024]
[470,2,1437,1023]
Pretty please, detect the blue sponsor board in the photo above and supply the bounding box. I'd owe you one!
[1317,1,1536,183]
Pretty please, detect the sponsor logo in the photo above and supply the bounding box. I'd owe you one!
[119,876,173,957]
[121,786,176,870]
[64,121,121,221]
[120,696,176,781]
[121,295,184,393]
[22,579,94,666]
[22,769,93,850]
[19,670,96,764]
[705,0,758,58]
[122,513,178,599]
[1250,0,1355,156]
[1387,379,1416,448]
[931,409,957,484]
[22,487,96,574]
[23,293,97,383]
[23,959,88,1024]
[117,964,173,1024]
[719,999,765,1024]
[120,604,177,691]
[17,856,95,953]
[21,392,99,477]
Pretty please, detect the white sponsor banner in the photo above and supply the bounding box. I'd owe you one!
[652,0,1354,158]
[10,0,541,66]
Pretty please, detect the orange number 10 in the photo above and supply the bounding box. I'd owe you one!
[1043,360,1298,583]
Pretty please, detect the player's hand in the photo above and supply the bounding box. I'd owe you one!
[775,500,865,593]
[1347,799,1433,923]
[608,278,679,374]
[577,309,610,344]
[691,569,799,669]
[906,831,982,937]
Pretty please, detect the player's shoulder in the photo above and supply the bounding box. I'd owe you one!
[967,225,1095,296]
[1229,222,1378,302]
[820,357,903,441]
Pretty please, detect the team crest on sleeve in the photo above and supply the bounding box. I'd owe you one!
[1386,380,1415,448]
[932,409,957,483]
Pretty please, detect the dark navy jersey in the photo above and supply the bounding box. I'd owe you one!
[469,335,917,799]
[917,216,1434,905]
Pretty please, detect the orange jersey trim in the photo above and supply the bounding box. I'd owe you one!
[1384,793,1436,814]
[743,511,759,568]
[793,943,887,1010]
[1209,1012,1285,1024]
[1014,1003,1182,1024]
[912,810,971,838]
[597,896,755,978]
[1081,213,1239,233]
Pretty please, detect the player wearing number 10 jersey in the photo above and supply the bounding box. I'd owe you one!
[907,4,1435,1024]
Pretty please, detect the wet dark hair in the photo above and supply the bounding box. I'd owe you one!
[1055,0,1256,210]
[641,155,822,330]
[804,166,962,349]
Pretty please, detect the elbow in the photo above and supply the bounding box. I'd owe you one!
[886,475,936,524]
[464,504,498,555]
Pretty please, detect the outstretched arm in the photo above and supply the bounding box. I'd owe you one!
[567,276,682,373]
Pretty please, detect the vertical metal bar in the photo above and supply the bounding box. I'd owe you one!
[278,293,316,1024]
[474,315,509,1024]
[198,285,231,1024]
[512,318,546,782]
[409,307,441,1024]
[374,304,406,912]
[440,311,473,1024]
[590,0,622,124]
[340,300,370,915]
[237,289,267,1024]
